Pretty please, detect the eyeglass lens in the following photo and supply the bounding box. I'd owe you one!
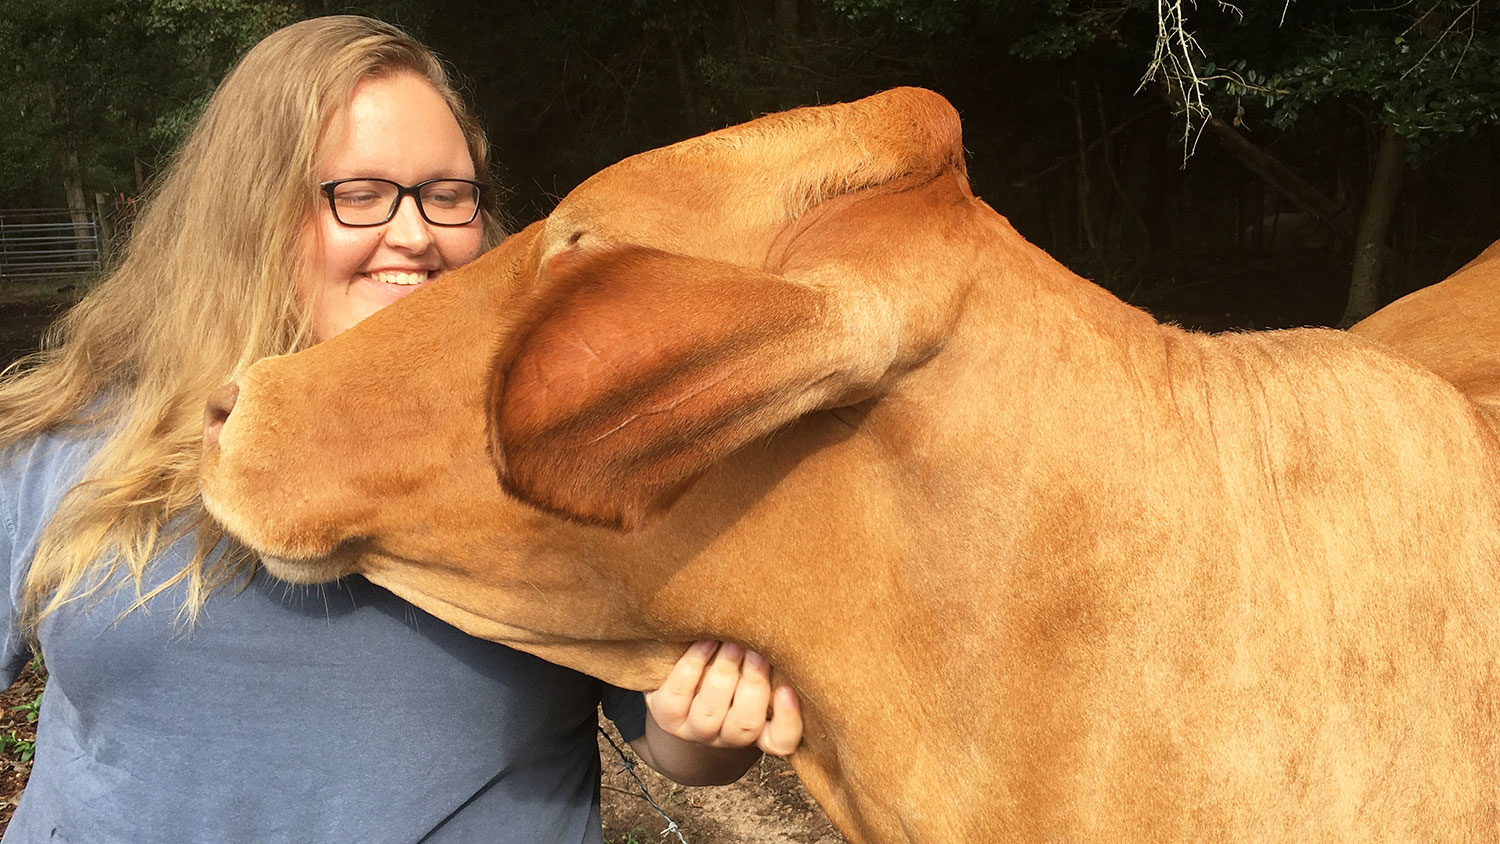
[327,179,480,226]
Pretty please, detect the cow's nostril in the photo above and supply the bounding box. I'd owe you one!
[203,382,240,452]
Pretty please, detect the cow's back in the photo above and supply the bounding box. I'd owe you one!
[1147,328,1500,840]
[1353,240,1500,411]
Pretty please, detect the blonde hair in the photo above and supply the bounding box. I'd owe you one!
[0,15,502,628]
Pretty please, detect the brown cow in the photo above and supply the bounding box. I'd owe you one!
[200,88,1500,843]
[1352,239,1500,415]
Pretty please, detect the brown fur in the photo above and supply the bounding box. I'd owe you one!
[1352,239,1500,414]
[201,88,1500,843]
[490,244,829,529]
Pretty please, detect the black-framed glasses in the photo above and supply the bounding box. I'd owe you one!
[319,177,485,227]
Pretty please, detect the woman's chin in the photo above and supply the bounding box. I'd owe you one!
[315,276,433,341]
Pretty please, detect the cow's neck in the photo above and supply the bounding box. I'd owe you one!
[545,221,1196,837]
[601,219,1496,840]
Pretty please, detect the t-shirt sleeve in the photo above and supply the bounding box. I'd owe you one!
[0,461,34,689]
[600,684,648,742]
[0,433,96,691]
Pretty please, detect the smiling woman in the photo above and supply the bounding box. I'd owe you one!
[0,14,798,844]
[300,71,485,342]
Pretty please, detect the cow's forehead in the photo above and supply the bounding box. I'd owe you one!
[538,86,964,269]
[539,152,798,270]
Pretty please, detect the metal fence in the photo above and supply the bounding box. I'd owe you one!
[0,209,104,281]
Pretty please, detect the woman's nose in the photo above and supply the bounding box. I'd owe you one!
[382,195,435,251]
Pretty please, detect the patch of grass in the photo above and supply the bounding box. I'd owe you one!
[0,655,44,763]
[610,826,650,844]
[11,693,40,726]
[0,732,32,763]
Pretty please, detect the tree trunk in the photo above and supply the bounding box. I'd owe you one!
[1243,179,1265,249]
[62,147,92,250]
[63,149,88,217]
[95,191,118,264]
[775,0,797,53]
[1072,81,1098,250]
[668,33,696,130]
[1339,125,1407,326]
[1205,115,1353,242]
[773,0,799,108]
[1140,107,1171,274]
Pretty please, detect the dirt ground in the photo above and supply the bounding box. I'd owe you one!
[0,284,74,365]
[598,720,847,844]
[0,286,849,843]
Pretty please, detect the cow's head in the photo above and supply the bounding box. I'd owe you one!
[199,87,975,687]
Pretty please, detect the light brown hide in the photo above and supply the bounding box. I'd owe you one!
[1352,239,1500,413]
[200,88,1500,843]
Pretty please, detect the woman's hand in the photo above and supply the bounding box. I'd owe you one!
[628,640,802,785]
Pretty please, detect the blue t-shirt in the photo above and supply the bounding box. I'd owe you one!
[0,428,646,843]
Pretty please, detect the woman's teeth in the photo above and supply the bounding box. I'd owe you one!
[368,270,430,286]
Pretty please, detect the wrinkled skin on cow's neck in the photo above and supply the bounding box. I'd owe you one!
[201,89,1500,843]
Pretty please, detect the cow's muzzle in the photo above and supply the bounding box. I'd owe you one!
[203,382,239,452]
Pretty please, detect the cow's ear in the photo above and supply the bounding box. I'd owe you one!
[489,169,974,530]
[488,245,851,529]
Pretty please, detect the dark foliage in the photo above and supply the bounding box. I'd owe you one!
[4,0,1498,327]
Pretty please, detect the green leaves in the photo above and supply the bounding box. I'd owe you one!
[0,730,35,764]
[7,0,1496,216]
[944,0,1500,158]
[0,0,299,206]
[11,693,40,726]
[1190,2,1499,148]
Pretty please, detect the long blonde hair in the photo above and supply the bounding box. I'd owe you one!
[1,15,502,628]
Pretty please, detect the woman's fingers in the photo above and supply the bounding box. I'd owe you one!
[645,639,719,732]
[758,685,803,756]
[645,640,803,754]
[718,649,774,746]
[680,642,745,742]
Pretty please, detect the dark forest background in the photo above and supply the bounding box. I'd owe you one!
[4,0,1498,329]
